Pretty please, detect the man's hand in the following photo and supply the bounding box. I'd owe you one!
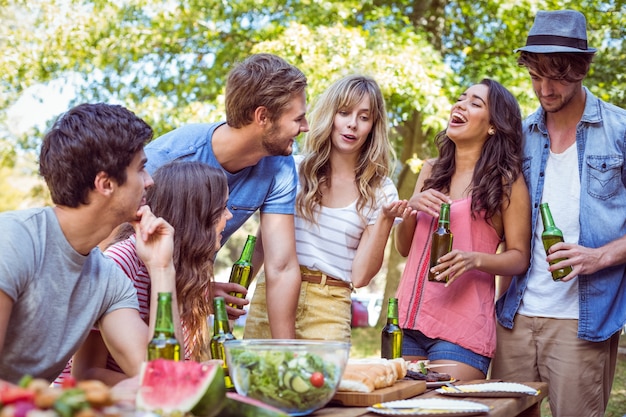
[213,282,248,320]
[547,241,603,282]
[111,375,140,407]
[131,205,175,271]
[0,290,13,358]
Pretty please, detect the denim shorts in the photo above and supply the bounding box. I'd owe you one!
[402,329,491,375]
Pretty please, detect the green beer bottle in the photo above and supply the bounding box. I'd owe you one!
[540,203,573,281]
[147,292,181,361]
[428,203,453,283]
[227,235,256,308]
[381,297,403,359]
[211,296,236,389]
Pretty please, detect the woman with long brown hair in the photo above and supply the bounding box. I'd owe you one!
[64,160,231,384]
[395,79,531,381]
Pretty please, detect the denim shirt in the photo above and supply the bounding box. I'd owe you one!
[144,122,298,246]
[496,88,626,342]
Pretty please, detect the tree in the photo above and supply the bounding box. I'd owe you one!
[1,0,624,323]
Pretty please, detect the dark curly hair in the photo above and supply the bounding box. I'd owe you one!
[423,79,523,221]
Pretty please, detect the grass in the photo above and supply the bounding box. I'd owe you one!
[232,325,626,416]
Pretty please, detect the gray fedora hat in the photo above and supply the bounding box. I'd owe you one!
[516,10,597,54]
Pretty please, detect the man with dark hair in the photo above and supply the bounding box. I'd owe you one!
[145,53,309,338]
[492,10,626,417]
[0,103,177,384]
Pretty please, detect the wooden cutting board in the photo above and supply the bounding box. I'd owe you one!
[330,379,427,407]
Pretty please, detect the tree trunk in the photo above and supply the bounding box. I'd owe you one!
[376,110,429,327]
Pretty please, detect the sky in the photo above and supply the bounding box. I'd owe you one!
[6,78,76,136]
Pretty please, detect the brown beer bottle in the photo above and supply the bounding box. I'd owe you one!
[540,203,573,281]
[428,203,453,283]
[381,297,403,359]
[227,235,256,308]
[211,296,236,389]
[147,292,181,361]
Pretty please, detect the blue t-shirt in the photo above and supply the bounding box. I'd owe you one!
[144,122,297,244]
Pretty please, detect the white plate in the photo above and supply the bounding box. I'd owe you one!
[436,382,539,398]
[367,398,490,416]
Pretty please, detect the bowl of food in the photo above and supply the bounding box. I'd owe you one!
[223,339,350,416]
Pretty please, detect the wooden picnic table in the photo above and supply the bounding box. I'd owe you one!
[312,380,549,417]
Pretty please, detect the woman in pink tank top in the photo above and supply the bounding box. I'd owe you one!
[395,79,531,380]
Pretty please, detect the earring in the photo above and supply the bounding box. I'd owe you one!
[488,128,495,136]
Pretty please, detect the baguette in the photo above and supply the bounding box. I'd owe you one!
[349,358,406,381]
[337,369,376,393]
[346,363,394,389]
[337,358,401,392]
[391,357,408,379]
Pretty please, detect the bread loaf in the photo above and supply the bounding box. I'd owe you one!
[391,357,408,379]
[348,358,407,380]
[337,358,405,392]
[337,369,376,393]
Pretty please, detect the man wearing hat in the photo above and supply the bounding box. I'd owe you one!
[492,10,626,417]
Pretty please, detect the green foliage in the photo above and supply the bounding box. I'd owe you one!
[253,21,450,152]
[1,0,625,297]
[349,327,383,359]
[2,0,624,158]
[0,139,16,169]
[0,164,49,212]
[0,168,25,212]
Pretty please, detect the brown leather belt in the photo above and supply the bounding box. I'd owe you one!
[300,266,353,290]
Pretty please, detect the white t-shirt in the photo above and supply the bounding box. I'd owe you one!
[519,142,580,318]
[294,156,399,282]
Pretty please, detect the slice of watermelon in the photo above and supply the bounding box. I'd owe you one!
[0,386,35,405]
[136,359,226,417]
[217,392,288,417]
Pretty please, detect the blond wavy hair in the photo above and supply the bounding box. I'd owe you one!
[296,74,394,222]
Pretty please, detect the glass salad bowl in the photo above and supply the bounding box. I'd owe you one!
[223,339,350,416]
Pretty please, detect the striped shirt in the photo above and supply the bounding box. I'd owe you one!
[55,236,191,384]
[104,236,193,364]
[294,157,399,282]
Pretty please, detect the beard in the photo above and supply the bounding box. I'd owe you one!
[261,124,293,156]
[539,87,579,114]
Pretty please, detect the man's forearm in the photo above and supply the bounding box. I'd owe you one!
[265,267,299,338]
[146,265,183,345]
[596,234,626,272]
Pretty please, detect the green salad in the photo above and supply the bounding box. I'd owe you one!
[228,348,339,412]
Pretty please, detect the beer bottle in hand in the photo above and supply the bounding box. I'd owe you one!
[540,203,573,281]
[381,297,403,359]
[147,292,181,361]
[211,296,236,389]
[428,203,453,283]
[227,235,256,308]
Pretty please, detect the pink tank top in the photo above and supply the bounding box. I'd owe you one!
[396,196,501,357]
